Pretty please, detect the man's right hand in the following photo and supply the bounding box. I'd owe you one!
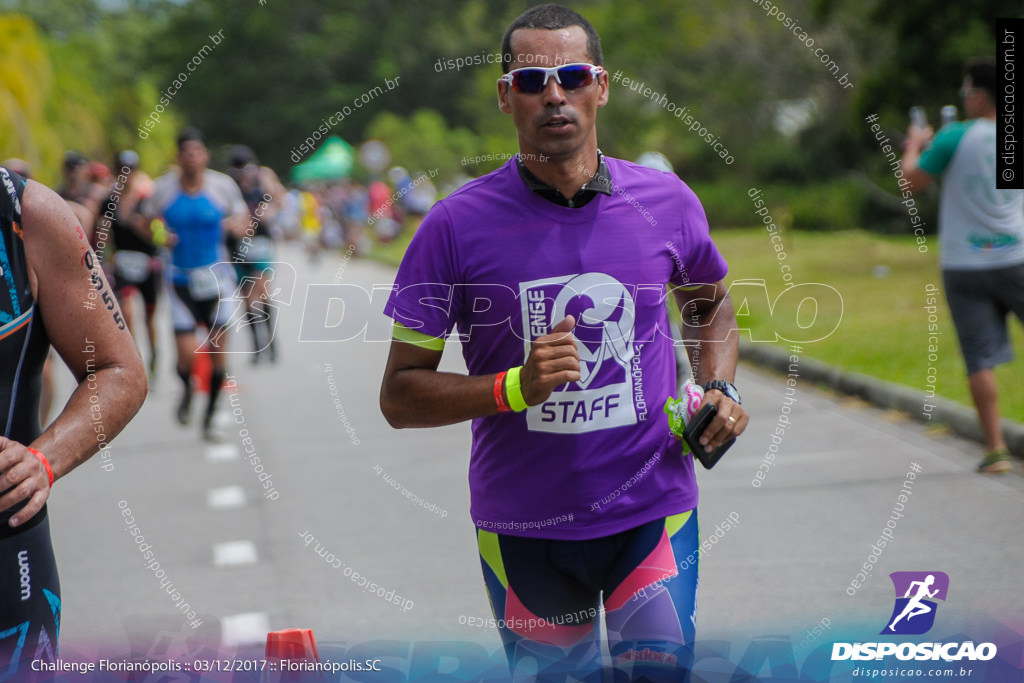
[520,315,581,406]
[0,438,51,527]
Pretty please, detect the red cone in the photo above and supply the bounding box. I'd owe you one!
[265,628,320,662]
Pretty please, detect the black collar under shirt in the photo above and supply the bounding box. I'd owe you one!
[515,151,613,208]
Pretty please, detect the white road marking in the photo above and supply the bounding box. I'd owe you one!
[207,485,246,509]
[206,443,240,462]
[213,540,258,567]
[220,612,270,648]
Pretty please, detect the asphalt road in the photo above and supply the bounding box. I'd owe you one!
[45,243,1024,676]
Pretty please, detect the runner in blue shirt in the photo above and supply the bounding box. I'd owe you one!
[145,128,249,441]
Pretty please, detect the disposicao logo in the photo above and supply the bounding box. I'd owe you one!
[832,571,997,662]
[882,571,948,635]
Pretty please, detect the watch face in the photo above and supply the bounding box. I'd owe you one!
[706,381,741,404]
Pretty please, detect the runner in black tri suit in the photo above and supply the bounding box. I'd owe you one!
[0,160,58,429]
[0,166,147,676]
[226,146,284,363]
[104,151,163,379]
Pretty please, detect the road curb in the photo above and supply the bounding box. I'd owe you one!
[740,341,1024,456]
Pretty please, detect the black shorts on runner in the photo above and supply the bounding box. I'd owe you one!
[112,251,162,308]
[115,268,161,308]
[943,262,1024,374]
[169,263,239,335]
[0,508,61,676]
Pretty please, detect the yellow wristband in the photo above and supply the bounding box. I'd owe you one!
[505,366,528,413]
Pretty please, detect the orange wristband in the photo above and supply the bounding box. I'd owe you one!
[494,371,511,412]
[26,447,53,488]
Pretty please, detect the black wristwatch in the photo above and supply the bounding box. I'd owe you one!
[703,380,742,405]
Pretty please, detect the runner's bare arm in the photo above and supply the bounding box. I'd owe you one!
[380,316,580,428]
[0,181,147,525]
[67,200,95,242]
[673,280,748,447]
[224,206,251,239]
[900,125,935,193]
[123,198,158,245]
[380,342,500,428]
[258,166,287,222]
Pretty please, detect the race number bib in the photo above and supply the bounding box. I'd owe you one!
[114,250,151,284]
[187,267,221,301]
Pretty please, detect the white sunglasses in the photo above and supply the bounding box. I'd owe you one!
[499,63,604,93]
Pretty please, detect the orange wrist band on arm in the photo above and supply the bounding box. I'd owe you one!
[26,447,53,488]
[494,371,511,412]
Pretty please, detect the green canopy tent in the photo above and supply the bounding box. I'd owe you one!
[291,135,355,183]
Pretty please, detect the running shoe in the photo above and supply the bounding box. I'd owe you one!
[978,448,1013,474]
[202,414,224,443]
[176,390,192,425]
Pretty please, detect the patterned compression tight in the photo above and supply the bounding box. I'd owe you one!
[477,510,699,683]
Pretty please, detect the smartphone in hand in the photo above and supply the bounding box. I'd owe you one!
[683,403,735,470]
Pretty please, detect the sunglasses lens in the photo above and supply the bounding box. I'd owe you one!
[512,69,548,93]
[557,65,594,90]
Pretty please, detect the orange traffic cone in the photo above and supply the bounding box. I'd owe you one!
[192,342,212,394]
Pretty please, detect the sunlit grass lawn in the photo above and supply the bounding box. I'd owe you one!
[370,223,1023,421]
[713,228,1024,420]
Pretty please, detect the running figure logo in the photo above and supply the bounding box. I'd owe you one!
[881,571,949,635]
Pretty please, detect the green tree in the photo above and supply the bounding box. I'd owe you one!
[365,108,479,181]
[0,6,179,183]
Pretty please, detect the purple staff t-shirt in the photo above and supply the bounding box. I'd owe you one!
[384,156,727,540]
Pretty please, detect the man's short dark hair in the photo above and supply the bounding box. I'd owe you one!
[63,151,88,169]
[965,58,996,101]
[176,127,206,151]
[229,144,256,168]
[501,4,602,73]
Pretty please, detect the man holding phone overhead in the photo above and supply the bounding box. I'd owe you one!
[380,4,746,680]
[901,58,1024,475]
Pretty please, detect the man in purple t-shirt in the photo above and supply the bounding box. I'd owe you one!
[380,4,747,680]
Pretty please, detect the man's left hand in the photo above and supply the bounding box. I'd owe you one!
[698,391,748,452]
